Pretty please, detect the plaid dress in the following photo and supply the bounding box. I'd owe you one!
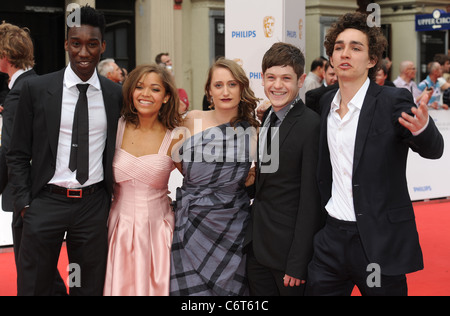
[170,122,252,296]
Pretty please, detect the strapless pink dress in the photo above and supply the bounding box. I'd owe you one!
[104,118,175,296]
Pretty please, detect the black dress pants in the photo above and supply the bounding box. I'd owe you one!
[306,216,408,296]
[12,210,67,296]
[247,247,305,296]
[17,187,110,296]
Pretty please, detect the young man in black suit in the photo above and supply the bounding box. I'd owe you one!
[7,6,122,296]
[0,21,67,296]
[245,42,325,296]
[306,12,444,296]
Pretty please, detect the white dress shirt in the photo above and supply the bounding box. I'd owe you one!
[325,78,370,222]
[8,68,33,89]
[49,64,107,188]
[393,76,421,104]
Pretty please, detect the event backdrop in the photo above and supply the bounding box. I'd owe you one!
[225,0,306,104]
[406,109,450,201]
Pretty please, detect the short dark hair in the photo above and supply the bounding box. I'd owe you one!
[262,42,305,79]
[155,53,169,64]
[67,5,106,41]
[324,12,387,80]
[310,56,327,72]
[434,53,450,66]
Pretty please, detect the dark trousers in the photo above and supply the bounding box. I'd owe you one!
[306,216,408,296]
[17,187,110,296]
[12,210,67,296]
[247,247,305,296]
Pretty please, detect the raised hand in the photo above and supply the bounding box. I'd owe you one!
[399,91,430,134]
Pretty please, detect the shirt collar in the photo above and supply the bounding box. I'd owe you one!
[64,63,101,91]
[331,78,370,112]
[269,94,300,123]
[395,76,407,86]
[8,68,32,90]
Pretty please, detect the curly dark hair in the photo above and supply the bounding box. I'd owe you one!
[324,12,387,80]
[122,64,182,130]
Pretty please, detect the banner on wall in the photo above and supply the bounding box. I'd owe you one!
[407,109,450,201]
[225,0,306,104]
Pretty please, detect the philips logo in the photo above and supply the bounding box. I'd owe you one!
[286,30,297,38]
[232,30,257,38]
[413,186,432,192]
[249,72,262,80]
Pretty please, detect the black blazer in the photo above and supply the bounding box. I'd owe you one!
[317,81,444,276]
[245,99,325,280]
[305,83,339,115]
[0,69,37,212]
[6,68,122,213]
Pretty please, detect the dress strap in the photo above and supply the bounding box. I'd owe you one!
[158,129,173,156]
[116,117,126,149]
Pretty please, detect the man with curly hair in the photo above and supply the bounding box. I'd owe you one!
[306,12,444,296]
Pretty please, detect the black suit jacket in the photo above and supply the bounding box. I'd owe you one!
[6,68,122,213]
[0,69,38,212]
[245,99,325,280]
[305,83,339,115]
[317,81,444,276]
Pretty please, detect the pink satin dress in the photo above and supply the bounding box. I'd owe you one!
[104,118,175,296]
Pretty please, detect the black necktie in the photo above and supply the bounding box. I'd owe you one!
[261,112,279,167]
[69,84,89,185]
[266,112,279,156]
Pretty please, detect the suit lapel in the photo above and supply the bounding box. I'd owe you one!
[99,76,117,152]
[353,82,380,174]
[278,100,304,149]
[319,96,331,170]
[99,76,113,133]
[318,93,333,205]
[44,69,65,159]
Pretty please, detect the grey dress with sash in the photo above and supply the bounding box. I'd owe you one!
[170,121,252,296]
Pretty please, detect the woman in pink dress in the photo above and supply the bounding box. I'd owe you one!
[104,64,182,296]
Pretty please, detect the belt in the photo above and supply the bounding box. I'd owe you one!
[326,215,358,232]
[42,182,104,199]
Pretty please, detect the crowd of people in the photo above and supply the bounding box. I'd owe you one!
[0,5,446,297]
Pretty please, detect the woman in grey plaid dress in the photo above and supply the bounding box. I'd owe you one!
[170,58,259,296]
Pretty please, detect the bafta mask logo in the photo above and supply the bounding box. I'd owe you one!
[263,16,275,38]
[233,58,244,68]
[298,19,304,40]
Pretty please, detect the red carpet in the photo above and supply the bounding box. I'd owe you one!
[0,245,69,296]
[406,200,450,296]
[1,201,449,296]
[353,200,450,296]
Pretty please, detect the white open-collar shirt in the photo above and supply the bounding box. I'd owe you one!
[325,78,370,222]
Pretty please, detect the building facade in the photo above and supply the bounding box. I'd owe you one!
[1,0,449,108]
